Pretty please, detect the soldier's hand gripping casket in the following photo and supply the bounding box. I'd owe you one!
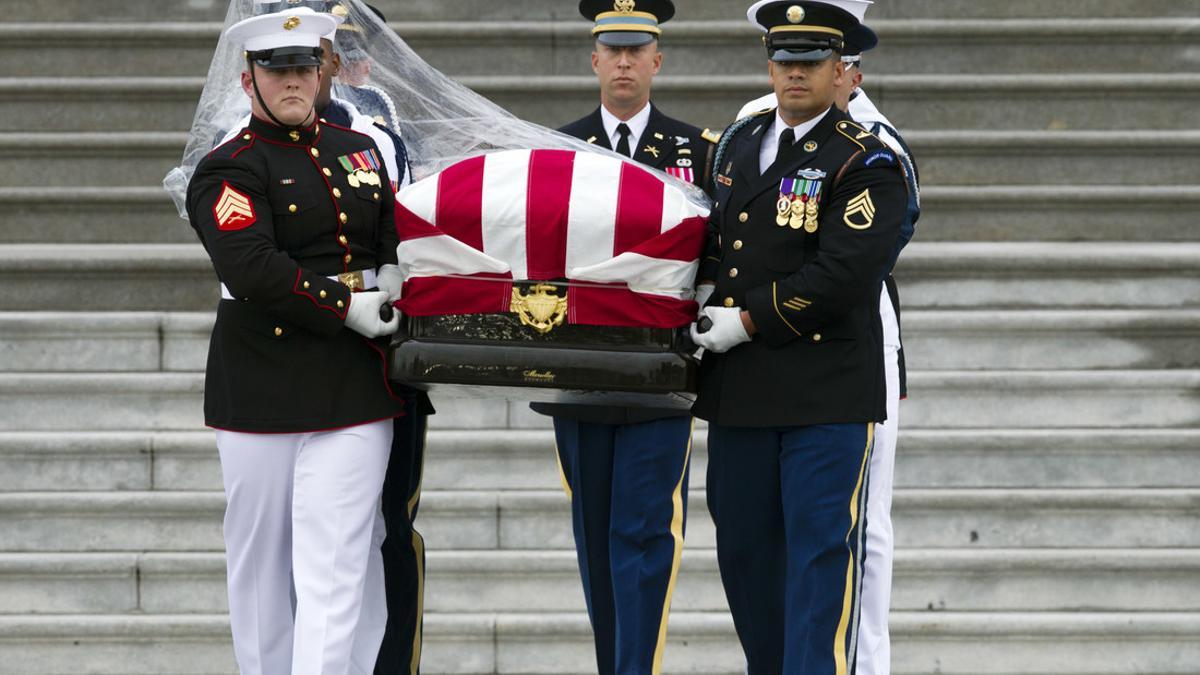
[345,290,400,338]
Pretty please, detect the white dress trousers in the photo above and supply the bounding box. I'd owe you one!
[856,283,901,675]
[216,419,393,675]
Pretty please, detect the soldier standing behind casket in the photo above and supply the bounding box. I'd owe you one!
[690,1,908,672]
[528,1,717,673]
[185,8,406,675]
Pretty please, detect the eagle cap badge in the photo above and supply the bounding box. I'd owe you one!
[787,5,805,23]
[283,15,301,30]
[614,0,636,13]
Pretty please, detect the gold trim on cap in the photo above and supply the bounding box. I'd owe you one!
[769,25,844,37]
[595,10,658,21]
[593,23,663,35]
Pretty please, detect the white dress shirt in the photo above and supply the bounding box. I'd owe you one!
[758,108,830,174]
[600,102,652,156]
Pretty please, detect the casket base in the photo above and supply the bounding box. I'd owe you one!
[388,339,697,409]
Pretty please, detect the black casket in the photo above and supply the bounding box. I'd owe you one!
[388,282,698,408]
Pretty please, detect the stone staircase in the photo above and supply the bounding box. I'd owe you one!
[1,0,1198,673]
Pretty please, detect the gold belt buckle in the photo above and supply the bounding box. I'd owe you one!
[338,270,366,291]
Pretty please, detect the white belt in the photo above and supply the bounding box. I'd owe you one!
[221,268,378,301]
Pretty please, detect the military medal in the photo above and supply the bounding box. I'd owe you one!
[776,196,791,226]
[789,198,805,230]
[338,148,383,191]
[792,169,826,233]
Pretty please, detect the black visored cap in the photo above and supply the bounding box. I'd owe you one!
[843,23,878,57]
[755,1,860,62]
[248,45,324,69]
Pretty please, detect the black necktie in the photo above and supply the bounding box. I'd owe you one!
[616,123,633,158]
[774,127,796,166]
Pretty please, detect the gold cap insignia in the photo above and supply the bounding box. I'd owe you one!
[283,15,301,30]
[331,4,349,18]
[614,0,636,13]
[787,5,805,23]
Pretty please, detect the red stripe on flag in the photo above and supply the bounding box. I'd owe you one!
[525,150,574,280]
[394,201,442,242]
[397,274,513,316]
[619,216,707,263]
[571,284,697,329]
[435,155,485,250]
[613,162,665,256]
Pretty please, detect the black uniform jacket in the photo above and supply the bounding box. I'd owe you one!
[532,104,715,425]
[186,114,405,433]
[692,106,906,428]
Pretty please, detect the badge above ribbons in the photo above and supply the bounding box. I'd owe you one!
[338,148,383,189]
[777,168,826,233]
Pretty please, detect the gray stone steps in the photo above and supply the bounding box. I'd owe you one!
[1,242,1196,311]
[7,0,1193,22]
[0,611,1196,675]
[5,308,1197,373]
[0,187,193,245]
[8,185,1199,244]
[5,130,1199,191]
[1,74,1195,132]
[4,20,1196,78]
[4,427,1198,494]
[2,488,1197,552]
[2,548,1198,616]
[2,369,1198,431]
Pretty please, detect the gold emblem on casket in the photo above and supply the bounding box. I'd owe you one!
[510,284,568,335]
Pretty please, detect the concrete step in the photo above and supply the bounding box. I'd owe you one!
[0,611,1196,674]
[1,242,1196,311]
[7,308,1196,373]
[2,368,1198,431]
[9,185,1199,245]
[4,20,1197,78]
[4,427,1198,494]
[917,186,1200,242]
[7,0,1194,22]
[0,132,185,188]
[2,74,1196,133]
[6,548,1199,616]
[0,312,211,373]
[2,488,1197,552]
[0,187,193,244]
[908,130,1200,186]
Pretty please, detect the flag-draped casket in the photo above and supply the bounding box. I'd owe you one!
[387,149,710,406]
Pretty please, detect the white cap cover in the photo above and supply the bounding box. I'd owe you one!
[225,7,339,52]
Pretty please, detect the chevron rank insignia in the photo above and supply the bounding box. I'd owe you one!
[213,183,256,231]
[843,189,876,230]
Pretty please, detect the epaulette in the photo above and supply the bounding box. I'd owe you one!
[701,128,722,144]
[835,119,883,153]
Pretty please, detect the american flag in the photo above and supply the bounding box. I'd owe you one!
[393,149,710,328]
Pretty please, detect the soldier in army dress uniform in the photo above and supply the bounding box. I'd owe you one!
[185,9,405,675]
[529,1,717,673]
[690,2,909,673]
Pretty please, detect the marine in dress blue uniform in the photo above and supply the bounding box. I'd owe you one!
[185,9,405,674]
[690,3,909,673]
[528,1,716,673]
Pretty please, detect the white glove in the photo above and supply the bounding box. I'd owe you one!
[376,264,405,302]
[344,290,400,338]
[694,283,715,313]
[689,306,751,354]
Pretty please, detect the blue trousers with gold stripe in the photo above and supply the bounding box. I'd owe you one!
[553,416,693,675]
[707,423,874,675]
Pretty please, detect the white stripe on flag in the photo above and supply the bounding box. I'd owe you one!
[660,181,686,235]
[481,150,531,280]
[565,152,621,272]
[396,177,437,227]
[396,235,510,279]
[569,253,697,300]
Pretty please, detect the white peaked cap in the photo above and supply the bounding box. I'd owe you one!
[745,0,874,31]
[226,7,339,52]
